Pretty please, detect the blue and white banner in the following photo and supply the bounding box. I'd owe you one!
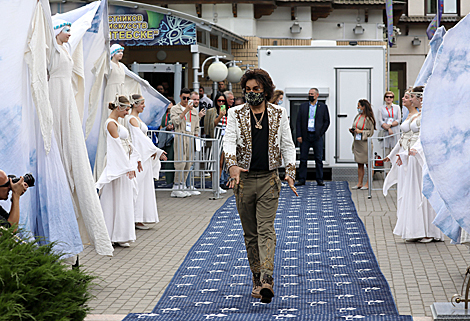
[421,15,470,241]
[414,26,446,87]
[426,0,444,40]
[385,0,394,47]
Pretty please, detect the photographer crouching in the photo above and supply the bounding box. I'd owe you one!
[0,170,32,232]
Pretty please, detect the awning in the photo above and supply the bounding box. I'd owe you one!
[50,0,247,52]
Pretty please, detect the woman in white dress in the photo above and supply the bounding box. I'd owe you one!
[126,94,167,230]
[96,95,142,247]
[405,87,444,242]
[94,44,127,181]
[383,87,443,242]
[49,19,113,257]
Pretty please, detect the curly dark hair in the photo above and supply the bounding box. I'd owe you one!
[240,69,275,102]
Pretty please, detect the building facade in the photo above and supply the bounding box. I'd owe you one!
[152,0,402,97]
[391,0,466,103]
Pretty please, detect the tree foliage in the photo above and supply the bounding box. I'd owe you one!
[0,227,95,321]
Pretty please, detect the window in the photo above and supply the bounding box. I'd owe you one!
[426,0,459,15]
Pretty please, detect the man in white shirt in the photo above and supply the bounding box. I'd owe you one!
[170,88,200,198]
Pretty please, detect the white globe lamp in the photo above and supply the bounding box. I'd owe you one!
[208,61,228,82]
[227,65,243,83]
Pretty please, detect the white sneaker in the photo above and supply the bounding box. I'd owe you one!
[171,190,188,198]
[187,190,201,195]
[117,242,130,248]
[218,187,227,194]
[182,191,192,197]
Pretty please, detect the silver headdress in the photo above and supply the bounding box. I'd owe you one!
[113,95,130,111]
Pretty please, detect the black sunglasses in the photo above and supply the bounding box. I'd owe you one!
[217,99,226,102]
[0,179,10,188]
[385,96,394,99]
[182,97,190,100]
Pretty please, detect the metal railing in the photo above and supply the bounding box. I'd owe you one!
[367,131,401,199]
[147,130,221,199]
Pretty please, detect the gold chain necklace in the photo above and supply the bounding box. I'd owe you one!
[252,109,265,129]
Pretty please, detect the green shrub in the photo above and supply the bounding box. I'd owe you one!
[0,226,96,321]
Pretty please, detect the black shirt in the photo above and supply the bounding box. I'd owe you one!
[249,109,269,171]
[0,205,10,228]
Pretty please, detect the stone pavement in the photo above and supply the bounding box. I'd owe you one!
[82,179,470,321]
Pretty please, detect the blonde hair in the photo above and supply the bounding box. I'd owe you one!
[383,91,395,100]
[270,90,284,104]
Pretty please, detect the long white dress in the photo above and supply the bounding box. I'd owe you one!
[383,114,443,240]
[48,44,113,256]
[94,61,126,181]
[126,115,164,223]
[96,119,140,243]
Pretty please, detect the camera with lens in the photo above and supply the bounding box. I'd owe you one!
[8,173,35,187]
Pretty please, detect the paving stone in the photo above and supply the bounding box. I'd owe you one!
[79,182,470,319]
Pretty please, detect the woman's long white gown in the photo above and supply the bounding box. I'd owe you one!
[94,61,126,181]
[383,114,443,240]
[48,44,113,256]
[126,115,163,224]
[96,119,140,243]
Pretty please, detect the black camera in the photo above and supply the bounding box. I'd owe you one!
[8,173,35,187]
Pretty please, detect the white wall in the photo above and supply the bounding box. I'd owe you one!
[200,4,256,36]
[409,0,425,16]
[391,35,429,56]
[148,4,385,40]
[390,24,429,87]
[461,1,470,15]
[258,46,386,168]
[256,6,313,39]
[312,9,384,40]
[168,4,197,16]
[256,7,383,40]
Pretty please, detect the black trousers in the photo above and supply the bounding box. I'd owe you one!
[299,132,323,183]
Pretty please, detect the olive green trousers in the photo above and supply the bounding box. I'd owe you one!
[234,170,281,280]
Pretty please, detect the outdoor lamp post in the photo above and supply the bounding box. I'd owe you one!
[207,56,228,97]
[192,55,227,98]
[207,57,228,82]
[191,54,226,185]
[240,64,255,72]
[225,60,243,91]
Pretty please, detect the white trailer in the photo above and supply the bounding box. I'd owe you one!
[258,45,386,181]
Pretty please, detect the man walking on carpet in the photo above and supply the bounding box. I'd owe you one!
[224,69,298,304]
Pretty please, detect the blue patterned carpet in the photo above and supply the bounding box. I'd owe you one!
[123,182,412,320]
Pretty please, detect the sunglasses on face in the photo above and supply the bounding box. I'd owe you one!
[182,97,190,100]
[218,99,226,103]
[0,180,10,188]
[385,96,394,99]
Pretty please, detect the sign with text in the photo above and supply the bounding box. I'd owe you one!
[109,5,196,46]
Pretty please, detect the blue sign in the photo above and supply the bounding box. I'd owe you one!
[109,5,196,46]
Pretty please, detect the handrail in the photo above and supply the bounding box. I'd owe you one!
[147,129,222,199]
[367,131,402,199]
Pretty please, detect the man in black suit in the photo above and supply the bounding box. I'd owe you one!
[295,88,330,186]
